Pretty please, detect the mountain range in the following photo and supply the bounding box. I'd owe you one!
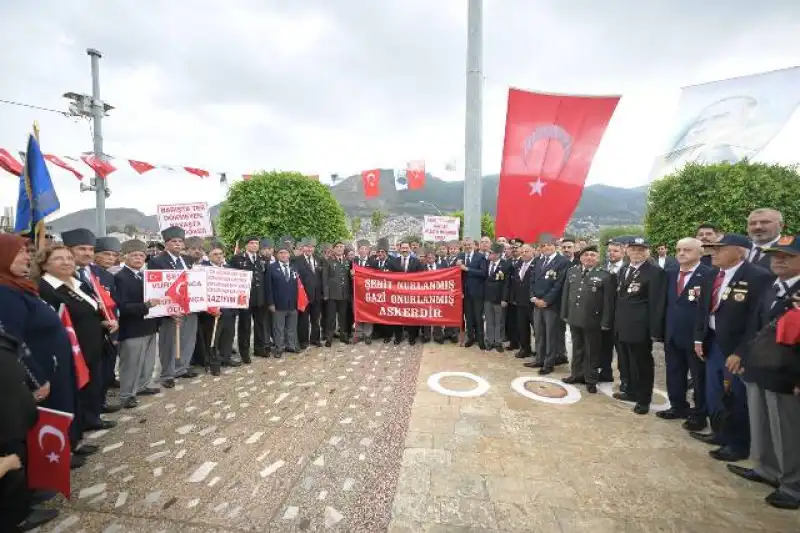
[47,172,648,234]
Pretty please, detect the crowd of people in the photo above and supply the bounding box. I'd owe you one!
[0,206,798,530]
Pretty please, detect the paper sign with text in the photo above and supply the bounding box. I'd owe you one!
[143,270,208,318]
[423,215,460,242]
[156,202,213,238]
[197,266,253,309]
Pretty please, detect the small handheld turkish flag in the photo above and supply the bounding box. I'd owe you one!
[58,305,90,389]
[297,277,309,312]
[166,271,191,313]
[361,169,381,198]
[27,407,74,498]
[776,307,800,345]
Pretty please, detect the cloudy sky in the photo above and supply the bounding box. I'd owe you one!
[1,0,799,218]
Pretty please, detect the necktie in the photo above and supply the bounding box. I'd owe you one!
[627,266,636,281]
[711,271,725,311]
[677,270,690,296]
[752,247,762,263]
[403,258,408,272]
[490,263,496,277]
[582,269,589,278]
[429,264,433,271]
[379,261,384,269]
[467,253,472,264]
[77,268,95,295]
[283,264,289,281]
[134,270,142,282]
[176,256,185,270]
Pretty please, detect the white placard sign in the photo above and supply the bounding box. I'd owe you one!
[156,202,213,238]
[200,266,253,309]
[423,215,460,242]
[143,270,208,318]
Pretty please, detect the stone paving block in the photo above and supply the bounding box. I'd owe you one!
[429,470,489,500]
[436,496,497,530]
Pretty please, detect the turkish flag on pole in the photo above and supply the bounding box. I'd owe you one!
[297,277,309,312]
[27,407,74,498]
[81,154,117,179]
[0,147,23,176]
[406,160,426,190]
[128,159,156,174]
[495,89,619,242]
[89,274,117,323]
[44,154,84,180]
[58,305,90,389]
[166,271,191,313]
[361,169,381,198]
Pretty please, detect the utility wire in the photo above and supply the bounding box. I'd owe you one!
[0,98,70,116]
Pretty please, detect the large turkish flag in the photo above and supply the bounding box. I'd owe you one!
[495,89,619,242]
[27,407,74,498]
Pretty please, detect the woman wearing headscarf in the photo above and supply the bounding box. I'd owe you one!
[0,234,89,469]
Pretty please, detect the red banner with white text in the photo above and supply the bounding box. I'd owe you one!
[353,265,463,326]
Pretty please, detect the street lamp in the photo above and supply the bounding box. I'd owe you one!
[419,200,443,215]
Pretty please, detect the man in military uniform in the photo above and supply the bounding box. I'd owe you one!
[560,245,615,393]
[229,236,268,362]
[322,241,352,346]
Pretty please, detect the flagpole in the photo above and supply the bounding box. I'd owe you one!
[463,0,483,239]
[31,121,47,251]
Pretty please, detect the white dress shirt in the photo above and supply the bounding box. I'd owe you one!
[709,261,744,330]
[43,273,98,309]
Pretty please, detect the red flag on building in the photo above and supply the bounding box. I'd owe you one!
[81,154,117,179]
[166,271,191,313]
[495,89,619,242]
[128,159,156,174]
[0,147,23,176]
[44,154,84,180]
[58,305,90,389]
[361,169,381,198]
[297,277,309,312]
[406,160,425,190]
[27,407,74,498]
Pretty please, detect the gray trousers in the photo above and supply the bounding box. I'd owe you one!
[159,313,198,381]
[484,301,505,347]
[746,382,800,500]
[355,322,373,339]
[118,334,157,399]
[273,310,299,352]
[534,306,560,369]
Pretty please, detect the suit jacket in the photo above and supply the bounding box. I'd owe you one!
[147,251,194,271]
[366,257,392,272]
[291,254,323,302]
[614,261,667,343]
[664,263,712,350]
[694,261,774,357]
[90,264,119,306]
[322,256,352,300]
[458,251,488,299]
[561,266,615,330]
[229,253,266,308]
[656,256,679,271]
[530,254,570,308]
[389,255,423,274]
[509,259,535,307]
[114,266,159,341]
[484,259,511,304]
[266,262,299,311]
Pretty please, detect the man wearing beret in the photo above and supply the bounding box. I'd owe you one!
[266,239,300,357]
[229,236,269,362]
[293,237,323,350]
[92,236,123,408]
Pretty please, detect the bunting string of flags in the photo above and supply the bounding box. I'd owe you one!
[1,146,433,197]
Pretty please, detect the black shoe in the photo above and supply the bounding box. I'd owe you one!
[365,338,372,345]
[181,370,199,379]
[726,464,779,488]
[138,387,161,395]
[70,455,86,469]
[121,397,139,409]
[765,489,800,510]
[18,508,59,531]
[162,378,176,388]
[689,431,722,446]
[612,392,637,402]
[619,383,629,394]
[110,379,121,389]
[478,342,487,351]
[273,351,283,359]
[409,339,416,346]
[210,367,221,376]
[85,419,117,431]
[524,361,543,369]
[464,340,475,348]
[74,444,99,456]
[633,403,650,415]
[515,350,530,359]
[435,338,444,344]
[325,340,333,347]
[102,403,121,414]
[656,408,689,420]
[538,367,553,375]
[562,376,583,384]
[709,446,747,462]
[496,346,504,353]
[555,356,569,365]
[682,417,708,432]
[449,337,458,344]
[586,383,598,394]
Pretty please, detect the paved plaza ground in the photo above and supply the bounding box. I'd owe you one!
[38,341,799,532]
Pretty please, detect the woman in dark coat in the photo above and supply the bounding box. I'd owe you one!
[0,236,87,466]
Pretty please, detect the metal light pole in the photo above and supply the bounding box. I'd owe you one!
[464,0,483,239]
[88,49,107,236]
[419,200,443,215]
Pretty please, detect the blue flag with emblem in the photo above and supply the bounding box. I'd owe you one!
[14,134,60,233]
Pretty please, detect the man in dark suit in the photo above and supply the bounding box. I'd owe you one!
[560,245,615,393]
[692,233,774,462]
[657,237,712,429]
[293,237,323,349]
[526,234,570,373]
[747,208,784,270]
[201,242,239,372]
[419,247,447,343]
[322,241,352,346]
[267,240,300,357]
[148,226,199,386]
[599,240,626,382]
[612,237,667,414]
[92,236,122,411]
[115,239,161,408]
[229,236,268,362]
[441,241,462,343]
[654,244,680,270]
[352,239,375,344]
[458,239,488,349]
[484,243,510,351]
[389,241,423,344]
[369,238,393,343]
[510,244,536,360]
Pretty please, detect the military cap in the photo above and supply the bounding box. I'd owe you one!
[161,226,185,242]
[95,236,121,253]
[243,235,260,245]
[490,243,504,254]
[259,238,274,249]
[376,238,390,252]
[62,228,96,247]
[276,240,292,253]
[627,237,651,248]
[121,239,147,254]
[764,234,800,256]
[703,234,749,249]
[279,235,294,246]
[357,239,371,248]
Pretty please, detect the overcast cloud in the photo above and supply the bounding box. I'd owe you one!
[1,0,799,217]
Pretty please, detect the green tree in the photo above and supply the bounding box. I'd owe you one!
[597,225,645,256]
[370,210,386,235]
[123,223,138,235]
[447,210,495,239]
[218,170,349,249]
[350,216,362,238]
[645,161,800,247]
